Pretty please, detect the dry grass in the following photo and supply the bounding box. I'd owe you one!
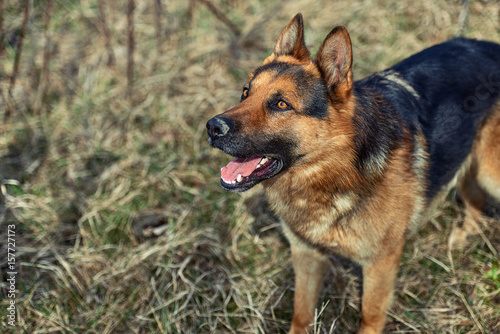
[0,0,499,333]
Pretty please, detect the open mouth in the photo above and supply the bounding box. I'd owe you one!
[220,156,282,192]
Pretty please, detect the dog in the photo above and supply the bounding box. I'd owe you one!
[206,14,500,334]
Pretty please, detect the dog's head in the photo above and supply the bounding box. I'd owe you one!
[207,14,354,192]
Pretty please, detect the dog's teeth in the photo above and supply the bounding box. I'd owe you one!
[236,174,243,183]
[261,157,268,164]
[222,178,235,185]
[256,164,261,169]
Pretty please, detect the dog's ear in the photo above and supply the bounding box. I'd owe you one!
[268,13,310,62]
[315,26,353,96]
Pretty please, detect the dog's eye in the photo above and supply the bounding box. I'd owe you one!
[268,97,292,112]
[241,88,249,100]
[277,101,288,109]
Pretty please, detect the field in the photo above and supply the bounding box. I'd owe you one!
[0,0,499,333]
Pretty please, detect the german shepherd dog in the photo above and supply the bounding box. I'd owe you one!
[206,14,500,334]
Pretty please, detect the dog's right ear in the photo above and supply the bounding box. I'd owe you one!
[264,13,310,63]
[315,26,353,102]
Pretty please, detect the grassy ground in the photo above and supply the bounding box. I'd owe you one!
[0,0,499,333]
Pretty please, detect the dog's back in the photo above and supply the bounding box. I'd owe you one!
[357,38,500,201]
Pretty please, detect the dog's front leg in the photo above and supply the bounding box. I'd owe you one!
[288,239,329,334]
[358,247,403,334]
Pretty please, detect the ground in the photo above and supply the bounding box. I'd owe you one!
[0,0,499,333]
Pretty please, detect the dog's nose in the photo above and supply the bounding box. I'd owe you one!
[206,117,234,140]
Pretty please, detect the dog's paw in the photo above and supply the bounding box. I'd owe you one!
[447,221,474,250]
[358,325,381,334]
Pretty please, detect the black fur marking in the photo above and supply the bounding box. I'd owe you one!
[250,62,329,119]
[390,38,500,199]
[351,85,404,180]
[356,37,500,199]
[207,115,298,176]
[250,62,295,84]
[216,132,297,192]
[299,73,329,119]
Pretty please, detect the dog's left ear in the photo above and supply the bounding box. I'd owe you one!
[266,13,310,63]
[315,26,353,97]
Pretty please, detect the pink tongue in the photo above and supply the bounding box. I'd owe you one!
[221,156,263,182]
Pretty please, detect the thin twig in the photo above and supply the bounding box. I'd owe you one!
[154,0,163,51]
[452,288,486,334]
[456,0,469,36]
[5,0,29,120]
[97,0,115,67]
[33,0,53,115]
[9,0,29,91]
[127,0,135,100]
[185,0,195,30]
[0,0,4,54]
[196,0,241,37]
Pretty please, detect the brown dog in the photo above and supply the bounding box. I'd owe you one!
[207,14,500,333]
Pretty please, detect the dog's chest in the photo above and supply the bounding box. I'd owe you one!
[265,186,367,258]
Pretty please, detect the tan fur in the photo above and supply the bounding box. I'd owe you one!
[449,104,500,249]
[476,105,500,200]
[265,133,420,333]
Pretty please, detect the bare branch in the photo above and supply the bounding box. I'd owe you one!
[127,0,135,100]
[154,0,164,51]
[196,0,241,37]
[6,0,29,120]
[33,0,53,115]
[97,0,115,67]
[456,0,469,36]
[0,0,4,54]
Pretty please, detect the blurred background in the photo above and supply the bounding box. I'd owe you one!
[0,0,499,333]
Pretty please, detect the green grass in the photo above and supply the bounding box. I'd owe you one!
[0,0,499,333]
